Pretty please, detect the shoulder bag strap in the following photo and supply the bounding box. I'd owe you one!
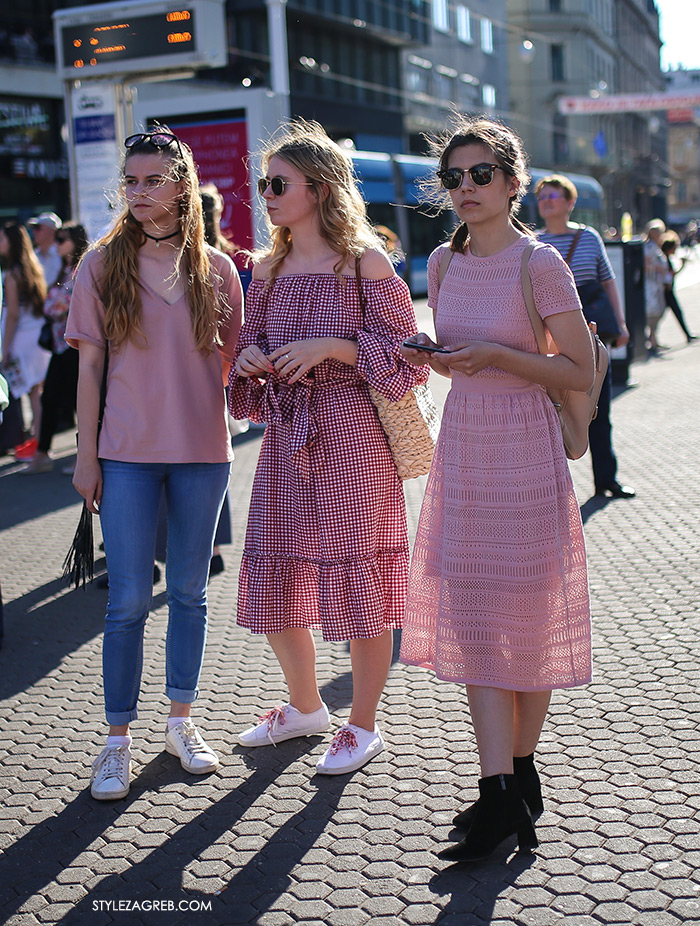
[520,243,548,356]
[354,252,367,315]
[437,247,454,291]
[564,226,584,266]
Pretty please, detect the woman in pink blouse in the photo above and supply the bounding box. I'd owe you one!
[230,120,428,775]
[66,128,243,801]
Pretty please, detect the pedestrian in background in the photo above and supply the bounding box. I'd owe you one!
[21,222,89,475]
[28,212,63,289]
[0,222,49,459]
[66,128,243,801]
[643,219,668,355]
[400,117,594,862]
[230,120,428,775]
[536,173,635,499]
[661,231,697,344]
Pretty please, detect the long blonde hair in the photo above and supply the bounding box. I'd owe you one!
[88,129,227,352]
[426,116,532,253]
[256,120,382,281]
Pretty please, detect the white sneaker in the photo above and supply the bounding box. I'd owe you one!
[316,723,384,775]
[90,744,131,800]
[165,720,219,774]
[238,702,330,747]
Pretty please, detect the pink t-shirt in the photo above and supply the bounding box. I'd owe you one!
[65,246,243,463]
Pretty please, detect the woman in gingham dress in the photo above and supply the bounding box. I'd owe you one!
[229,121,428,775]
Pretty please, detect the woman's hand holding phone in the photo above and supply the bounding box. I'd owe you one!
[401,335,449,365]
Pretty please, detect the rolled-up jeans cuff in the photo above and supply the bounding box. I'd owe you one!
[105,707,139,725]
[166,686,199,705]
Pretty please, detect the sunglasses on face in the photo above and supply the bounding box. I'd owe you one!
[124,132,184,158]
[257,176,313,196]
[438,163,506,190]
[55,234,69,243]
[536,192,565,202]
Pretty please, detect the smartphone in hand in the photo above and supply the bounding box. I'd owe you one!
[402,339,449,354]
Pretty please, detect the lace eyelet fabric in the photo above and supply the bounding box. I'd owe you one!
[400,240,592,690]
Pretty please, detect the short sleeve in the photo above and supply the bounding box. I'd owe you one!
[64,250,107,350]
[587,228,615,283]
[529,242,582,320]
[427,245,449,311]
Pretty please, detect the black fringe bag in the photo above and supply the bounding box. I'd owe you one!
[62,350,108,589]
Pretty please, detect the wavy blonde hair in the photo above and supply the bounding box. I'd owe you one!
[256,120,382,281]
[87,128,227,352]
[425,115,532,253]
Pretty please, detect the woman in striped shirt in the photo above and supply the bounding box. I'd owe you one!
[536,174,635,499]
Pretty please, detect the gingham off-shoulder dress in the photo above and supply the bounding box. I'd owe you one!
[400,239,592,691]
[229,272,428,642]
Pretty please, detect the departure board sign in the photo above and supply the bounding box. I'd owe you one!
[54,0,226,80]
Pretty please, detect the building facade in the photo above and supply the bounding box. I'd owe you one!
[506,0,666,231]
[401,0,509,153]
[664,69,700,228]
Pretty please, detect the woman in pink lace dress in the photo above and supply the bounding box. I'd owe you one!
[230,121,428,775]
[401,118,594,862]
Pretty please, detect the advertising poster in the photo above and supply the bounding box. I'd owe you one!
[163,112,253,251]
[71,82,121,241]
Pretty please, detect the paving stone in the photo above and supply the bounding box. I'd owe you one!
[2,293,700,926]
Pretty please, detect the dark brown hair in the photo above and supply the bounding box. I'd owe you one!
[427,116,532,253]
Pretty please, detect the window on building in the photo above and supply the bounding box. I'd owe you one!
[551,44,565,82]
[549,0,562,10]
[481,18,494,53]
[677,182,687,202]
[482,83,496,108]
[553,113,568,162]
[456,6,472,43]
[432,0,449,33]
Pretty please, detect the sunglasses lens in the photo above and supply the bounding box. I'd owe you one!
[270,177,285,195]
[471,165,495,186]
[124,134,144,149]
[440,169,463,190]
[257,178,269,195]
[150,133,175,148]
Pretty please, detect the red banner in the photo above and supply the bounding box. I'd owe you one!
[170,116,253,251]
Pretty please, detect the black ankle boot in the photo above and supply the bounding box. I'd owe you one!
[453,752,542,829]
[439,773,538,862]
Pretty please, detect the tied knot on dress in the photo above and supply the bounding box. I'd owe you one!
[258,375,354,482]
[328,725,358,756]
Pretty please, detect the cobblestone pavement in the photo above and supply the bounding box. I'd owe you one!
[1,277,699,926]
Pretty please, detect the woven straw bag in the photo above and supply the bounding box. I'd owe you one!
[367,382,441,480]
[520,243,609,461]
[355,258,440,480]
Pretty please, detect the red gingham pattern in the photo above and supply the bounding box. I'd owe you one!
[229,273,428,642]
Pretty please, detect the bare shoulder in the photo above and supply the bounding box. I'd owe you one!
[252,255,273,281]
[358,247,395,280]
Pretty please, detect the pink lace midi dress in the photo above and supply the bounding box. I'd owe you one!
[400,238,592,691]
[229,272,428,643]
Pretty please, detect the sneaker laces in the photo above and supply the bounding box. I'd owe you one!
[173,720,211,756]
[92,745,129,782]
[258,706,288,747]
[328,725,358,756]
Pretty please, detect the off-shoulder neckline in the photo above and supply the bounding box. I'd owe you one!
[248,273,399,284]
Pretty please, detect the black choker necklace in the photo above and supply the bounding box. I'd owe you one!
[142,229,180,247]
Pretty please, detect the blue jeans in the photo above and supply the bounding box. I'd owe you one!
[99,460,230,725]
